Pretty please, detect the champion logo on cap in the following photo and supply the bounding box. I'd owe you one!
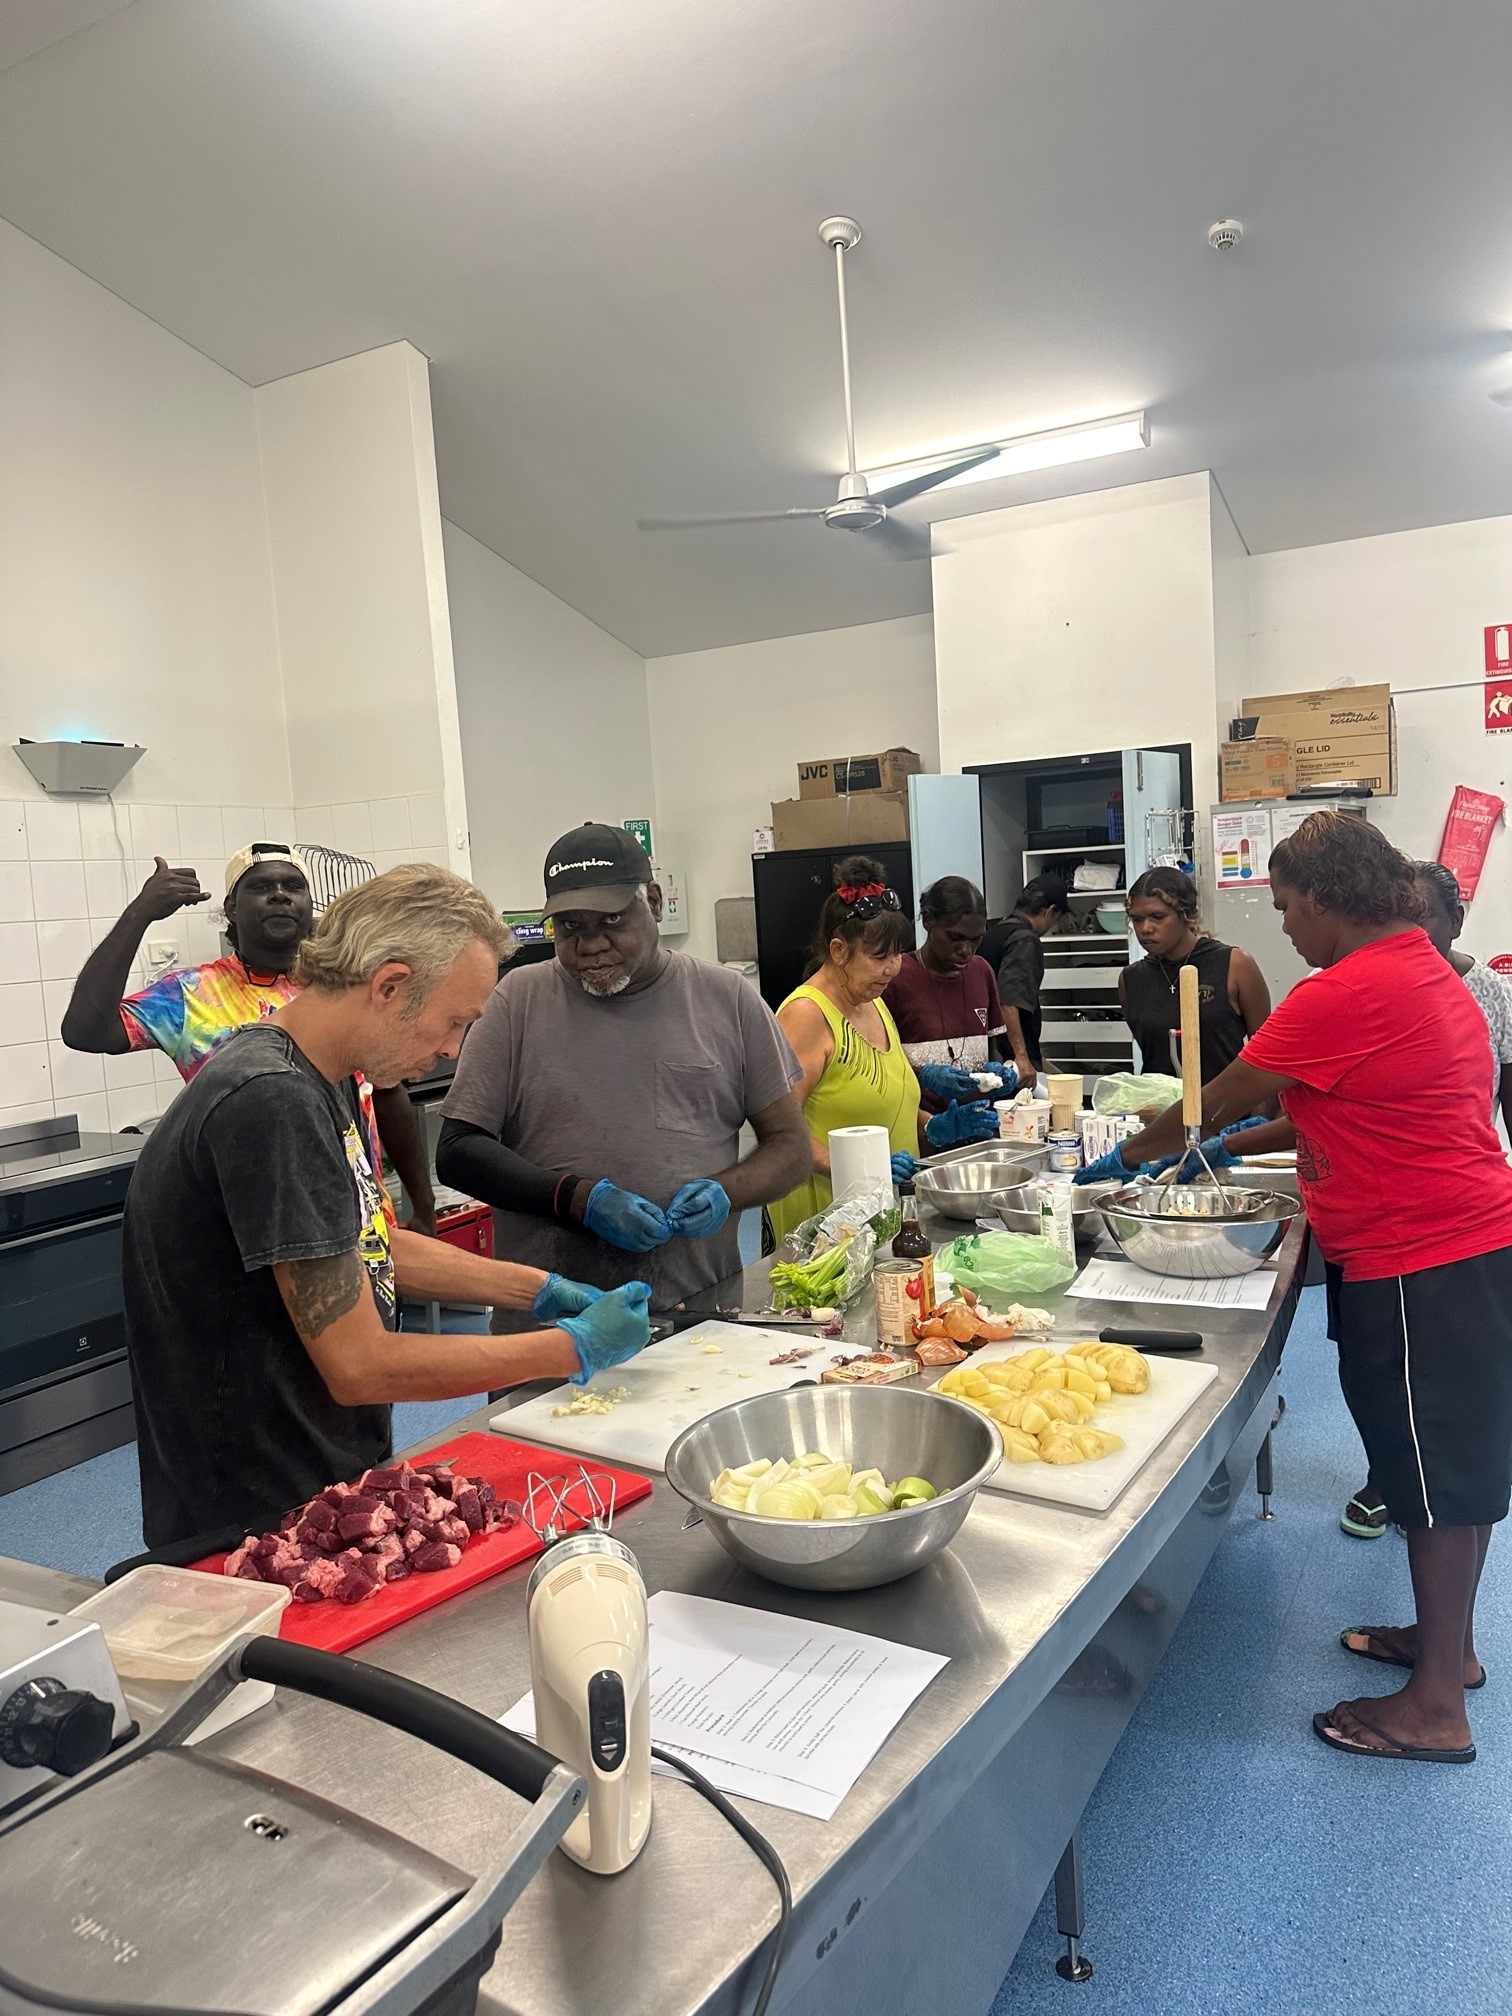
[548,856,618,877]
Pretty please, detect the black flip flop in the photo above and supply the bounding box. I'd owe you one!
[1312,1708,1476,1765]
[1339,1627,1488,1690]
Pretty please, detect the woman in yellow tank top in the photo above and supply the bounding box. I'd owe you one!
[769,857,1000,1243]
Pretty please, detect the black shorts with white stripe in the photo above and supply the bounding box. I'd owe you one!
[1334,1243,1512,1529]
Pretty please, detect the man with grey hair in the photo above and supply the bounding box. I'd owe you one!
[437,824,811,1323]
[123,864,652,1547]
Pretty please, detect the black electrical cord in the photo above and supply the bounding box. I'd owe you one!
[651,1744,792,2016]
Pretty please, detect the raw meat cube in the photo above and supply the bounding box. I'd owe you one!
[411,1541,463,1573]
[436,1516,469,1548]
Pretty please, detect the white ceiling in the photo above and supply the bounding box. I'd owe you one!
[3,0,1512,657]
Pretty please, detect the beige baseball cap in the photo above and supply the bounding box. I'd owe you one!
[224,843,310,899]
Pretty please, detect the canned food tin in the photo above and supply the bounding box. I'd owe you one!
[1046,1131,1082,1173]
[874,1259,922,1351]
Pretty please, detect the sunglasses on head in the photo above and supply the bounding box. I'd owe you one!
[837,880,901,920]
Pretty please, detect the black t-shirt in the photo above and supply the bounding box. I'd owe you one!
[986,914,1047,1069]
[122,1025,397,1547]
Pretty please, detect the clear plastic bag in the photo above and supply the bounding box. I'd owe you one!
[1091,1072,1183,1116]
[769,1186,890,1310]
[939,1231,1077,1300]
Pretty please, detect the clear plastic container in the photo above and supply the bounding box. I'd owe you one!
[71,1565,289,1682]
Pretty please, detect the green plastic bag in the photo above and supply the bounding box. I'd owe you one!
[1091,1072,1183,1116]
[940,1231,1077,1300]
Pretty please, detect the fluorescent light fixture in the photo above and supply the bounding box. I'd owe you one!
[863,411,1149,497]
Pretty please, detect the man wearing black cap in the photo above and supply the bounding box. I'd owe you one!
[436,823,812,1319]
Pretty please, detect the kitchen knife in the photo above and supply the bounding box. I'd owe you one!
[1098,1325,1204,1354]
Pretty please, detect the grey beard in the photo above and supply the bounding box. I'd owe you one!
[574,967,631,998]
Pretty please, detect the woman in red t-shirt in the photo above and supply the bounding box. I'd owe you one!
[1087,812,1512,1766]
[883,876,1016,1110]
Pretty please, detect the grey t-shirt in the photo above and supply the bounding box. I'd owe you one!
[442,954,800,1311]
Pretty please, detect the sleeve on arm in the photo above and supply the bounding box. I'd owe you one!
[440,987,514,1135]
[996,933,1038,1011]
[119,973,186,1059]
[982,959,1006,1038]
[1239,973,1360,1091]
[737,981,804,1112]
[199,1077,359,1272]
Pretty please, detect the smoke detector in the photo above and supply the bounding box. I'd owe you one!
[1207,218,1244,252]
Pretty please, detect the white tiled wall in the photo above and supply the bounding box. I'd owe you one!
[294,794,452,878]
[0,791,458,1139]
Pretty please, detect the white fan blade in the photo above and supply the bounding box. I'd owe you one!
[872,447,1001,509]
[637,510,826,531]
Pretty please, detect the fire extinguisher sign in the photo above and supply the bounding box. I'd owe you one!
[1484,626,1512,732]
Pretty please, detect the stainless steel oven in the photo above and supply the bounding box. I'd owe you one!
[0,1117,143,1494]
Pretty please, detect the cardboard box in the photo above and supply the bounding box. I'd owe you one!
[770,791,910,851]
[797,747,924,799]
[1220,737,1296,803]
[1237,683,1391,737]
[1233,686,1396,795]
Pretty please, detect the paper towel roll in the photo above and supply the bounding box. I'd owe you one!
[828,1124,895,1203]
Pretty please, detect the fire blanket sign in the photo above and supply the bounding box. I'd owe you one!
[1438,784,1505,900]
[1485,626,1512,733]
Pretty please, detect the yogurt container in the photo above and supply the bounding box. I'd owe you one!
[999,1097,1052,1143]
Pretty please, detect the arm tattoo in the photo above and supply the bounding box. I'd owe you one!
[281,1252,367,1341]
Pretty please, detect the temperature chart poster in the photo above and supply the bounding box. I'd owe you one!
[1213,809,1272,889]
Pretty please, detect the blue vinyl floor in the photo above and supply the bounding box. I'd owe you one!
[2,1276,1502,2014]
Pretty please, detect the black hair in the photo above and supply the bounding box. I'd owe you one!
[1269,810,1424,926]
[920,876,987,926]
[811,854,914,968]
[1413,860,1464,924]
[1016,874,1069,917]
[1127,867,1201,925]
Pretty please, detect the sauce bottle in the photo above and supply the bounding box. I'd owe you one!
[892,1184,936,1319]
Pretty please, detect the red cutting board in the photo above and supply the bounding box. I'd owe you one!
[190,1433,653,1655]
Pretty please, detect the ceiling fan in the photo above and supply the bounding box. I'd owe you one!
[636,217,999,562]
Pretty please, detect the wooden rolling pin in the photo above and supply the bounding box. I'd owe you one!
[1180,962,1203,1161]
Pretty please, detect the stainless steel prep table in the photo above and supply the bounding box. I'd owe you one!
[1,1217,1305,2016]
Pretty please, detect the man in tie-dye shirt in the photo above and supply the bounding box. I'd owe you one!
[61,844,435,1231]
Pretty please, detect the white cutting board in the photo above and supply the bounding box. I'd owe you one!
[929,1344,1219,1512]
[492,1322,839,1473]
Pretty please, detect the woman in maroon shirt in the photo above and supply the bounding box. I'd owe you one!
[1084,812,1512,1765]
[883,876,1016,1108]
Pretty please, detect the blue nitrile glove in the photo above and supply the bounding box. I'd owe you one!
[583,1179,672,1253]
[975,1061,1020,1098]
[665,1178,731,1240]
[924,1100,1001,1149]
[532,1273,604,1322]
[915,1062,980,1104]
[1074,1145,1139,1186]
[562,1281,654,1385]
[891,1151,921,1183]
[1177,1116,1268,1182]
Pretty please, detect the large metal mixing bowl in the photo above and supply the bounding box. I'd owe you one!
[664,1386,1002,1592]
[995,1180,1119,1253]
[1097,1182,1296,1279]
[913,1145,1050,1220]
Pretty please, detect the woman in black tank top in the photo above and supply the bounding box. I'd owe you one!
[1119,868,1271,1080]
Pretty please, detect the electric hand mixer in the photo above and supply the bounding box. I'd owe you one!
[524,1468,652,1876]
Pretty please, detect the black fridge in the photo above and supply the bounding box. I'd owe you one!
[751,843,916,1011]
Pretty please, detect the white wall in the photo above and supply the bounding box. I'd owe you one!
[646,615,939,962]
[445,521,656,911]
[256,342,469,874]
[0,220,295,1134]
[931,474,1223,782]
[0,239,475,1137]
[1249,514,1512,962]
